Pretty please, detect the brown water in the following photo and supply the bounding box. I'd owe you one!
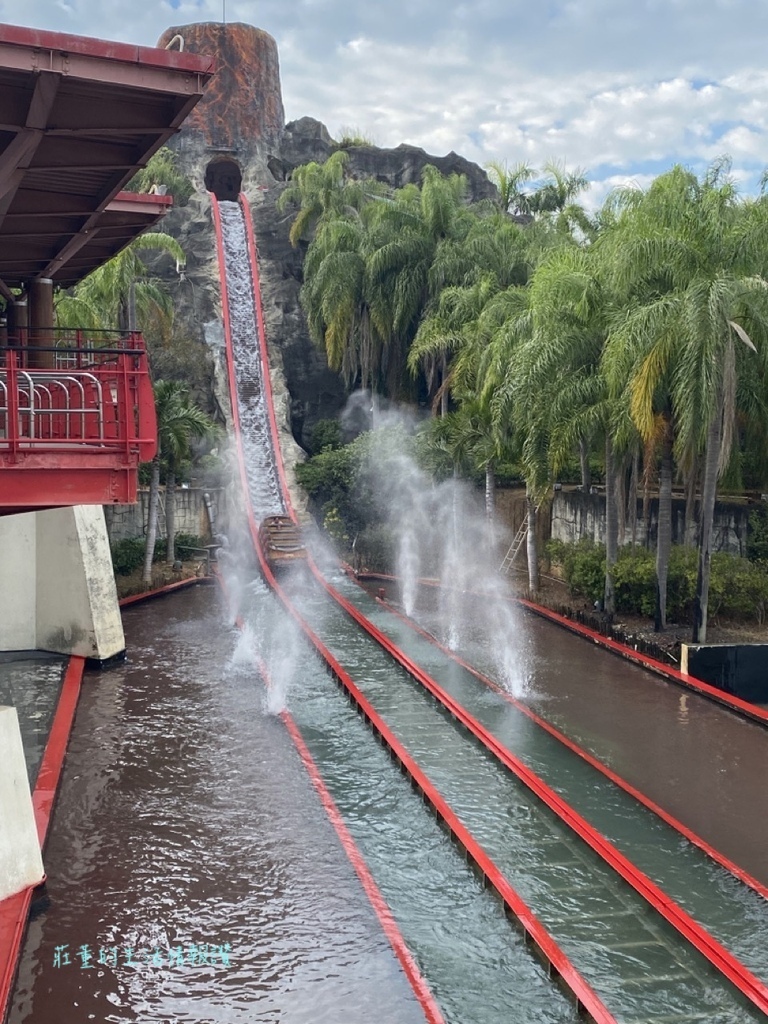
[9,586,425,1024]
[387,579,768,889]
[521,612,768,887]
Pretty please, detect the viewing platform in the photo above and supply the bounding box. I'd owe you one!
[0,327,156,513]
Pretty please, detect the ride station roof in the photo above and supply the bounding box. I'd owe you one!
[0,23,215,294]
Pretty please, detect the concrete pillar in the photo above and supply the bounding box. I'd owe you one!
[0,506,125,660]
[36,506,125,660]
[0,513,36,649]
[28,278,54,369]
[0,706,44,901]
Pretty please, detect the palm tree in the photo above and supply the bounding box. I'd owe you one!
[142,381,216,584]
[485,161,536,215]
[56,231,184,333]
[278,151,387,246]
[604,163,768,641]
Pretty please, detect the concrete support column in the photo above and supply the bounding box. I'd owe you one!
[28,278,54,369]
[0,706,44,901]
[0,506,125,660]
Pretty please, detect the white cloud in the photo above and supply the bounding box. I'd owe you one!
[3,1,768,202]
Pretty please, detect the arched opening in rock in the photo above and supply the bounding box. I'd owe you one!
[205,158,242,201]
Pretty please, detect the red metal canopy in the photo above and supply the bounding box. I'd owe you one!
[0,23,215,290]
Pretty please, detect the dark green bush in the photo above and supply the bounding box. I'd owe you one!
[111,538,145,576]
[545,539,606,603]
[748,505,768,562]
[307,418,343,455]
[547,538,768,624]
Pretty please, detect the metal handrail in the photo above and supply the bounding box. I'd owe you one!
[0,338,157,474]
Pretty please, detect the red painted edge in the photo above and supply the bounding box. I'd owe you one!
[0,655,86,1024]
[112,191,174,208]
[238,193,296,519]
[280,713,447,1024]
[118,575,212,608]
[361,580,768,903]
[0,888,32,1024]
[517,597,768,726]
[212,198,617,1024]
[0,23,216,75]
[315,567,768,1015]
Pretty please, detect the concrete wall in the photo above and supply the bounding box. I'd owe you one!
[551,491,750,557]
[0,506,124,660]
[0,706,44,900]
[108,486,220,544]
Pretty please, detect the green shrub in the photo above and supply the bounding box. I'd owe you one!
[546,539,606,603]
[548,538,768,624]
[307,418,342,455]
[612,548,657,617]
[111,538,145,576]
[748,505,768,562]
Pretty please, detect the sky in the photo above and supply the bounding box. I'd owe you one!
[3,0,768,207]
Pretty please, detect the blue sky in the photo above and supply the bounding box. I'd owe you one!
[2,0,767,207]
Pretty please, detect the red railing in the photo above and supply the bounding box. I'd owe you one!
[0,329,156,464]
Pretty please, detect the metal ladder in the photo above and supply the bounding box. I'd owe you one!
[499,514,528,574]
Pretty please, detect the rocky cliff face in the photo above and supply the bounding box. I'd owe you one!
[154,23,497,458]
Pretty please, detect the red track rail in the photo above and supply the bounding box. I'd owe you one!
[356,578,768,903]
[218,575,446,1024]
[212,192,618,1024]
[309,565,768,1014]
[357,571,768,727]
[519,597,768,726]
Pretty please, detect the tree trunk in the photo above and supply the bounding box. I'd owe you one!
[485,460,495,550]
[142,458,161,585]
[604,436,618,617]
[684,456,698,547]
[655,420,673,631]
[693,398,723,643]
[616,456,626,548]
[579,436,591,494]
[629,452,639,548]
[440,355,448,418]
[526,487,538,597]
[166,465,176,564]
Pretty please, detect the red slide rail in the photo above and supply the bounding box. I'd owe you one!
[310,564,768,1015]
[212,192,618,1024]
[360,571,768,728]
[355,576,768,903]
